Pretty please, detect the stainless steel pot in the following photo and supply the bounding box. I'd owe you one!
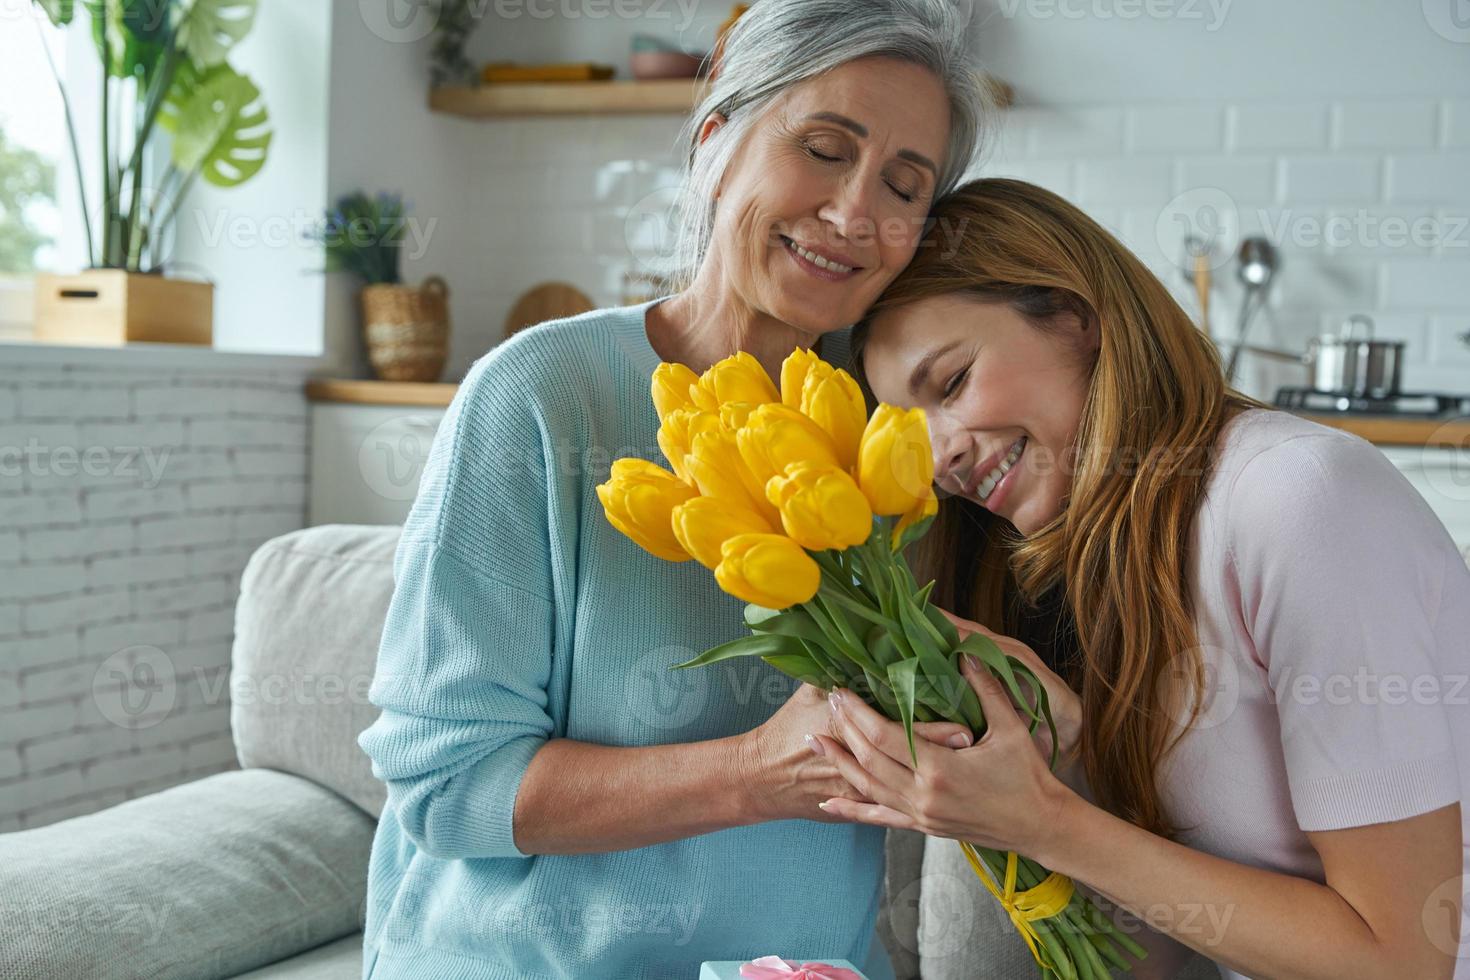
[1230,315,1405,398]
[1305,315,1404,398]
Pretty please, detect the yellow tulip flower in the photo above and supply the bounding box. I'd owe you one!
[596,458,698,561]
[651,362,700,422]
[690,351,780,411]
[892,487,939,550]
[714,533,822,609]
[670,496,773,569]
[720,400,759,432]
[685,427,782,525]
[658,408,721,484]
[765,462,873,552]
[780,346,821,409]
[857,404,936,515]
[800,362,868,472]
[736,402,840,487]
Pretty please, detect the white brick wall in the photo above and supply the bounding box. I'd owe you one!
[975,97,1470,399]
[0,358,310,830]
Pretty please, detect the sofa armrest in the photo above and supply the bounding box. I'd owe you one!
[0,768,376,980]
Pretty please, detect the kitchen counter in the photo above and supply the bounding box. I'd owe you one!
[303,379,1470,448]
[305,378,458,407]
[1295,413,1470,448]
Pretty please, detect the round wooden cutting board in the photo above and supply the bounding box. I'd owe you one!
[503,282,596,340]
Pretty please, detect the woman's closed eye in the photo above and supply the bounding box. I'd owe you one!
[943,366,970,402]
[803,139,921,203]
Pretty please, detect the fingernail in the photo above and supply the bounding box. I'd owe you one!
[828,689,844,709]
[805,733,826,756]
[948,732,972,748]
[963,653,980,672]
[817,801,831,811]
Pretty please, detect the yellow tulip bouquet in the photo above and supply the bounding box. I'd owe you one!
[597,349,1146,980]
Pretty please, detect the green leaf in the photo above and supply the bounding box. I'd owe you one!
[745,604,827,644]
[797,639,852,690]
[743,604,783,630]
[160,63,271,187]
[820,586,902,635]
[806,597,882,676]
[670,632,803,670]
[761,652,827,688]
[886,658,920,766]
[895,511,936,552]
[86,0,172,79]
[896,578,984,730]
[34,0,77,26]
[954,633,1062,769]
[173,0,256,68]
[865,626,900,670]
[923,600,961,649]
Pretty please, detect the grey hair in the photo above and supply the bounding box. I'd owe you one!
[665,0,993,292]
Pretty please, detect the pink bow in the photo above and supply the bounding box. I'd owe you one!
[738,955,865,980]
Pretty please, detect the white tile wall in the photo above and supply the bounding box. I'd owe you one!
[0,358,310,831]
[978,97,1470,399]
[442,97,1469,398]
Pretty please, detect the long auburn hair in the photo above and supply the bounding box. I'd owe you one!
[853,178,1265,837]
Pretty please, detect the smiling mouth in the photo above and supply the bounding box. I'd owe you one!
[779,235,860,275]
[965,436,1027,503]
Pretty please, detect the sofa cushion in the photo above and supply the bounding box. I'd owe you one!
[231,932,363,979]
[233,523,401,819]
[0,768,374,980]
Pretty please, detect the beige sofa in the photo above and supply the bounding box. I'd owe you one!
[0,524,1219,979]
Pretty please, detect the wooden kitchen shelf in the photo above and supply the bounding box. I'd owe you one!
[430,79,702,117]
[428,76,1013,119]
[306,378,457,407]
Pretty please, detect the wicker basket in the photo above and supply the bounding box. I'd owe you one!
[360,275,449,382]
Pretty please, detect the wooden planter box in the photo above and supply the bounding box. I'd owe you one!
[33,270,213,346]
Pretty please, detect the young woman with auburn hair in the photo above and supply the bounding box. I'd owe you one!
[813,178,1469,979]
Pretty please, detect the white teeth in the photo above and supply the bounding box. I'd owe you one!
[788,238,853,274]
[976,437,1026,503]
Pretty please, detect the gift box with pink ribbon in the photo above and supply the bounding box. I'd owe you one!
[698,955,868,980]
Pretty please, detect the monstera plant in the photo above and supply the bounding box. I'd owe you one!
[33,0,272,273]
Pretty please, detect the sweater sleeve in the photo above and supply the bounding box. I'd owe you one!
[1228,431,1461,833]
[357,342,559,861]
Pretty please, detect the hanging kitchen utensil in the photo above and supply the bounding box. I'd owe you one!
[1180,235,1212,334]
[1224,236,1278,384]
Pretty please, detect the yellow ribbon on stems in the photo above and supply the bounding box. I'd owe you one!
[959,842,1076,971]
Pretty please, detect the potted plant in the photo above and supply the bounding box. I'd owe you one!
[29,0,273,345]
[308,191,449,383]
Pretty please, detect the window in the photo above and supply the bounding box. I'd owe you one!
[0,13,73,337]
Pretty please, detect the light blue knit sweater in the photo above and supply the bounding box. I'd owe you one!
[357,299,896,980]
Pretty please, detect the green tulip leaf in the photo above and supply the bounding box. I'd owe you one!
[954,633,1061,769]
[895,511,936,552]
[760,652,827,689]
[745,604,827,645]
[161,63,271,187]
[174,0,257,68]
[743,604,782,630]
[923,600,961,649]
[886,658,920,766]
[670,632,802,670]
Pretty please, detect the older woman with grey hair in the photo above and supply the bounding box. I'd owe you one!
[356,2,989,978]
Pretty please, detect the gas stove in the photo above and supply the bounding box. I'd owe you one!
[1274,387,1470,418]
